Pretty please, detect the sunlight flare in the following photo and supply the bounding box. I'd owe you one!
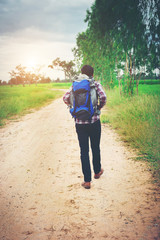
[25,57,38,72]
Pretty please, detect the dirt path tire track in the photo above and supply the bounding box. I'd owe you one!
[0,97,160,240]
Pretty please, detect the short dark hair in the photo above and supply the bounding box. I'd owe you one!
[81,65,94,77]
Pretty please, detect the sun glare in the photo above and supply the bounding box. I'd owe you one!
[25,57,38,72]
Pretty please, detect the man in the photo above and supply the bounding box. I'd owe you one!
[63,65,106,189]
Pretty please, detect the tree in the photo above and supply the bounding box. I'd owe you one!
[9,65,27,86]
[74,0,159,94]
[1,81,7,85]
[15,65,26,86]
[48,58,77,81]
[39,76,51,83]
[8,65,44,86]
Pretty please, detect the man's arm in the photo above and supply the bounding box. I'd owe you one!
[63,89,72,107]
[96,82,107,109]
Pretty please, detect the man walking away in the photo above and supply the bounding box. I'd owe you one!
[63,65,106,189]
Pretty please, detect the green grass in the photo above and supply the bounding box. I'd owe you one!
[0,84,65,126]
[101,83,160,180]
[23,82,72,89]
[51,82,72,89]
[34,82,72,89]
[138,84,160,95]
[139,79,160,85]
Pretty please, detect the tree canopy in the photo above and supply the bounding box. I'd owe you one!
[73,0,159,94]
[48,58,77,81]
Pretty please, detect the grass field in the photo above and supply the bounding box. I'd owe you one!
[101,83,160,180]
[0,84,64,126]
[139,79,160,85]
[33,82,72,89]
[51,82,72,89]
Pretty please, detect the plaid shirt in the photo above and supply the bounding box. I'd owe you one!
[63,81,106,124]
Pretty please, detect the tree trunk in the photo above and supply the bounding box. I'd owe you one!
[118,78,122,96]
[136,72,142,95]
[64,72,66,81]
[125,53,129,74]
[136,81,139,95]
[129,53,133,95]
[133,55,136,89]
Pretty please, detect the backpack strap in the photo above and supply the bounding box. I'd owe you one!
[72,90,77,118]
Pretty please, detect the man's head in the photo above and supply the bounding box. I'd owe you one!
[81,65,94,77]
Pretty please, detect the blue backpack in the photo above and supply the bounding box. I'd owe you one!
[70,79,95,121]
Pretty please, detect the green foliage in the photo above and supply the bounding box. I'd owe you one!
[120,74,135,96]
[73,31,118,89]
[101,84,160,178]
[0,84,64,126]
[73,0,159,94]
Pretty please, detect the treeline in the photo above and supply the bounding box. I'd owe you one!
[73,0,159,95]
[0,58,78,86]
[1,65,52,86]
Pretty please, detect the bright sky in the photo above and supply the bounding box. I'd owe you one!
[0,0,95,81]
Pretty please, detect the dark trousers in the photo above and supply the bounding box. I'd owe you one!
[76,120,101,182]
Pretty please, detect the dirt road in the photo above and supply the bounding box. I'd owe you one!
[0,97,160,240]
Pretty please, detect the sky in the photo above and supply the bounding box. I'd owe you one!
[0,0,95,81]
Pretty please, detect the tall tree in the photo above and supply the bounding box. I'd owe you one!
[9,65,26,86]
[48,58,77,81]
[74,0,159,94]
[16,65,26,86]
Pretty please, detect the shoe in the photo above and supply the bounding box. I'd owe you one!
[81,182,91,189]
[94,169,104,179]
